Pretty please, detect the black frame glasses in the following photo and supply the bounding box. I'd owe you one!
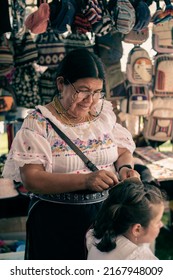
[67,80,105,100]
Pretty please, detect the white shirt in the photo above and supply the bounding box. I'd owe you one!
[3,100,135,182]
[86,229,158,260]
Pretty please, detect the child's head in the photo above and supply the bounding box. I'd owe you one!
[93,177,166,252]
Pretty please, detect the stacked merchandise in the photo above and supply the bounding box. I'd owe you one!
[24,0,153,103]
[0,0,154,140]
[143,0,173,147]
[118,0,152,137]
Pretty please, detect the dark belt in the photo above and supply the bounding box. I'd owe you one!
[31,190,109,205]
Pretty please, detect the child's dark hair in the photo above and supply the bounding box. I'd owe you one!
[93,178,166,252]
[56,48,106,84]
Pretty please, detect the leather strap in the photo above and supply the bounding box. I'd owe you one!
[37,108,99,172]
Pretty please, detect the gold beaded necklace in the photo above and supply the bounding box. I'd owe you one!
[51,96,92,127]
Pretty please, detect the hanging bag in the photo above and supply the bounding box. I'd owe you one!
[36,26,66,66]
[126,46,153,85]
[92,0,113,37]
[153,54,173,96]
[108,0,136,34]
[143,107,173,142]
[49,0,77,34]
[120,84,152,117]
[0,34,14,69]
[152,18,173,53]
[12,64,41,108]
[39,67,58,104]
[13,31,38,66]
[152,0,173,53]
[63,32,95,54]
[123,27,149,45]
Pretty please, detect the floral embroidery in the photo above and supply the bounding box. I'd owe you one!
[51,134,115,155]
[27,110,48,131]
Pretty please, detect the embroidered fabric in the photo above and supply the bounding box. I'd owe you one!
[2,100,135,182]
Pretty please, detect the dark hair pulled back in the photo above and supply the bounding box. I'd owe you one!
[93,178,166,252]
[56,48,106,85]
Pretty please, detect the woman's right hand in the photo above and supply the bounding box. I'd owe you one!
[84,170,119,192]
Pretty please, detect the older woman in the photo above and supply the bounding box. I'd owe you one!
[3,49,139,260]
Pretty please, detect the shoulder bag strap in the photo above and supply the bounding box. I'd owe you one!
[45,116,99,172]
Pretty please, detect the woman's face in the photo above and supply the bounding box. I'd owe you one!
[59,78,104,119]
[138,203,164,244]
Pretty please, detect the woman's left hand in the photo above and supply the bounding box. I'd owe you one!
[119,167,141,181]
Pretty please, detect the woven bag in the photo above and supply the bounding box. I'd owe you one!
[36,27,66,66]
[13,31,38,66]
[0,34,14,67]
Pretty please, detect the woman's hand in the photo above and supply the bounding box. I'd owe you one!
[85,170,119,192]
[119,167,140,181]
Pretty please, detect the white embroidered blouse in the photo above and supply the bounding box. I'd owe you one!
[2,100,135,182]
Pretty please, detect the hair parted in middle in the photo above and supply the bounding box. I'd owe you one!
[56,48,106,85]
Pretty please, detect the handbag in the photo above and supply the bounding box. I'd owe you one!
[143,107,173,143]
[49,0,77,34]
[12,64,41,108]
[39,67,58,105]
[0,34,14,68]
[13,31,38,66]
[108,0,136,34]
[36,27,66,66]
[123,27,149,45]
[92,0,113,37]
[64,32,95,54]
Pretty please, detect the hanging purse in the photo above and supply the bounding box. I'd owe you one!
[63,31,95,54]
[39,67,58,104]
[12,64,41,108]
[92,0,113,37]
[36,26,66,66]
[13,31,38,66]
[123,27,149,45]
[0,34,14,68]
[49,0,77,34]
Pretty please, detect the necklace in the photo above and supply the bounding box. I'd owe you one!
[51,96,92,127]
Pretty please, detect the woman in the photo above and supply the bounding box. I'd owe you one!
[86,177,166,260]
[2,49,140,260]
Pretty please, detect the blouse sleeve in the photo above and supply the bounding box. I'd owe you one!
[113,122,136,154]
[100,100,136,154]
[2,111,53,182]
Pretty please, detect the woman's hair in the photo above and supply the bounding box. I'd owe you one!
[93,178,166,252]
[56,48,106,84]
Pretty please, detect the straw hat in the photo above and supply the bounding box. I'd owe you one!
[0,178,18,199]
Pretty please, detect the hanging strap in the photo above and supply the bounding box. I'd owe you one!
[44,114,99,172]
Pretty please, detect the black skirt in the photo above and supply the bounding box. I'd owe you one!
[25,198,103,260]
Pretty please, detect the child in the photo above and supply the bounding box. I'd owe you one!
[86,177,166,260]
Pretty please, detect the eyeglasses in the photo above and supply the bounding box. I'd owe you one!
[67,80,105,100]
